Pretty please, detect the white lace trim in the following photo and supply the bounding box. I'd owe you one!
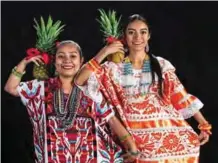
[179,99,203,119]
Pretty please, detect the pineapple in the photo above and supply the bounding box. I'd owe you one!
[32,16,65,80]
[97,9,124,63]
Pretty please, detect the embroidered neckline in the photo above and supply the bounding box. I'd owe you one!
[123,56,151,76]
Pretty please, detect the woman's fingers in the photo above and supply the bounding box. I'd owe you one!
[122,152,138,163]
[32,60,40,66]
[31,55,44,65]
[34,57,44,64]
[199,131,210,145]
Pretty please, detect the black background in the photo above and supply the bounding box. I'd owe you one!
[2,1,218,163]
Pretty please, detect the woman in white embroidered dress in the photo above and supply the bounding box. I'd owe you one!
[75,15,212,163]
[4,40,138,163]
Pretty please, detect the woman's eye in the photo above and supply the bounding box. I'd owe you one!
[128,31,134,35]
[70,55,76,58]
[57,55,63,59]
[141,31,147,34]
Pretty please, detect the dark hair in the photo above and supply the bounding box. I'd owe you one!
[123,14,163,97]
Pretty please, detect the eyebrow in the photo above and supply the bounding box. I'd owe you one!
[57,51,78,55]
[127,28,148,31]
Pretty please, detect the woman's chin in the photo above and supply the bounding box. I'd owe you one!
[59,73,76,78]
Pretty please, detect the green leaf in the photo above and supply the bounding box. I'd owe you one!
[46,15,53,32]
[34,16,65,52]
[97,9,122,39]
[34,18,40,31]
[40,16,46,35]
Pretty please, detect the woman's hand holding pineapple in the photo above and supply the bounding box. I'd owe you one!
[24,55,44,66]
[95,41,125,63]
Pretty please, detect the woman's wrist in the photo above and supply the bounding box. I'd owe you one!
[120,135,138,152]
[198,121,212,135]
[95,47,108,63]
[15,59,28,73]
[128,150,139,156]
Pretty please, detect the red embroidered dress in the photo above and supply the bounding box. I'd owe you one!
[83,57,203,163]
[17,77,124,163]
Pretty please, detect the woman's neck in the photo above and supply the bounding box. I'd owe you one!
[59,76,74,94]
[128,51,148,69]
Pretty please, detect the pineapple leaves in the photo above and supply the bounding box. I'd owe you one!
[40,16,46,36]
[46,15,53,32]
[33,16,65,53]
[97,9,122,38]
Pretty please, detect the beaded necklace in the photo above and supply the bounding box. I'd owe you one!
[123,55,151,76]
[53,85,81,130]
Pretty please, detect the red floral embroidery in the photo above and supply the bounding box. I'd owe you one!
[163,134,179,150]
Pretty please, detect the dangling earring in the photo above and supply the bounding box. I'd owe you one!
[145,44,149,53]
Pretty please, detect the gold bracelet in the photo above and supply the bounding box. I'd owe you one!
[198,122,212,130]
[87,58,101,72]
[128,150,139,156]
[198,122,212,135]
[119,133,131,142]
[12,66,26,78]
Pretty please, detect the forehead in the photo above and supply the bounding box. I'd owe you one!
[127,20,148,30]
[56,43,79,54]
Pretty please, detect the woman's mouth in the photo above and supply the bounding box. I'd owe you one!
[132,42,143,45]
[61,65,74,70]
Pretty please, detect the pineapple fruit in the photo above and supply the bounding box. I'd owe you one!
[97,9,124,63]
[33,16,65,80]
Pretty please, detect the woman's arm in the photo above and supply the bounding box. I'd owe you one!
[193,111,212,145]
[108,116,138,162]
[108,116,137,151]
[161,58,212,145]
[75,41,124,86]
[4,55,43,96]
[193,111,208,125]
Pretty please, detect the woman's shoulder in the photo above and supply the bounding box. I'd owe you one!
[155,56,176,72]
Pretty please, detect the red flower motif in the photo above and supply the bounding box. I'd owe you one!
[187,131,200,146]
[163,134,179,150]
[26,48,40,60]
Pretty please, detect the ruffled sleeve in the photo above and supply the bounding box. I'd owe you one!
[158,57,204,119]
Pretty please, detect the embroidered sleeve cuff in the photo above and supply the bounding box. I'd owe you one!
[179,98,204,119]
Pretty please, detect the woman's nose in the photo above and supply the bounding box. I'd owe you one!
[63,56,71,62]
[134,32,140,39]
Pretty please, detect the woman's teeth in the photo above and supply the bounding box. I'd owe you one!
[62,65,73,69]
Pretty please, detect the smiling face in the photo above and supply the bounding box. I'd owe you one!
[55,43,83,78]
[125,20,150,52]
